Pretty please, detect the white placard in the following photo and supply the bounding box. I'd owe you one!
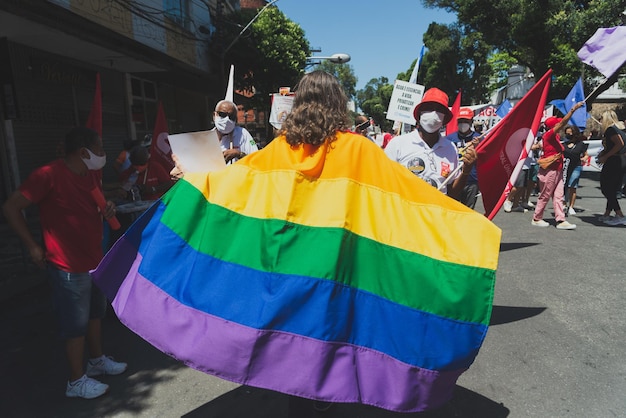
[386,80,425,125]
[269,94,295,129]
[168,129,226,173]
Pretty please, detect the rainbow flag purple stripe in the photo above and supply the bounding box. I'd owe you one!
[93,132,501,412]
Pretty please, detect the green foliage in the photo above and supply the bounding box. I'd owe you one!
[222,7,310,108]
[421,0,625,101]
[418,22,492,104]
[312,61,358,100]
[487,51,518,90]
[356,77,395,132]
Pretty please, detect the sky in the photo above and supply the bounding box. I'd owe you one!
[278,0,456,90]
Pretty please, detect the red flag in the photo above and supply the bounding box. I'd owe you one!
[86,73,102,137]
[476,70,552,220]
[446,90,461,135]
[150,102,174,171]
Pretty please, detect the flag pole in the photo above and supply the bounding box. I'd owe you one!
[584,81,606,102]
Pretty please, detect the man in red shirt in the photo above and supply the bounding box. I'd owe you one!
[119,145,173,200]
[3,127,127,399]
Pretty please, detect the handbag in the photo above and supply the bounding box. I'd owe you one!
[537,152,562,169]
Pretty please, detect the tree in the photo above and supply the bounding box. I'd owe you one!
[220,7,310,108]
[420,22,492,104]
[356,77,395,132]
[421,0,625,101]
[313,60,358,101]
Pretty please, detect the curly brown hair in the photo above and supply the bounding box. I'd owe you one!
[280,70,350,146]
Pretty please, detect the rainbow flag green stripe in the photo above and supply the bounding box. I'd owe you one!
[161,179,495,325]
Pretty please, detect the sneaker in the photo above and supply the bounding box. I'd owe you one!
[86,355,127,377]
[510,206,527,213]
[524,201,535,209]
[503,200,513,213]
[598,215,612,222]
[66,375,109,399]
[531,219,550,227]
[568,207,576,216]
[604,216,626,226]
[556,221,577,230]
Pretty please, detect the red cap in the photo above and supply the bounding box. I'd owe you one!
[544,116,562,130]
[413,88,453,124]
[457,107,474,120]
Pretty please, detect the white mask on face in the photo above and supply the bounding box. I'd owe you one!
[81,148,106,170]
[458,122,471,133]
[214,116,236,134]
[419,111,444,133]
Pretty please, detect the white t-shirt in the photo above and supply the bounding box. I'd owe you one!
[384,130,460,192]
[219,126,259,164]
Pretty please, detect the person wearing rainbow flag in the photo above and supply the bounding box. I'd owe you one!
[93,71,501,414]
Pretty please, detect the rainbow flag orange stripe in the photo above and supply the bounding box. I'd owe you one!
[93,132,501,412]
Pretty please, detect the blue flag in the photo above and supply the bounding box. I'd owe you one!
[495,99,512,118]
[409,45,425,84]
[548,99,566,115]
[564,78,587,129]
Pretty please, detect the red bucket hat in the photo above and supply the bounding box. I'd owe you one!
[544,116,562,130]
[413,88,453,124]
[457,107,474,120]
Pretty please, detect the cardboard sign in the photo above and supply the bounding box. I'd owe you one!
[386,80,425,125]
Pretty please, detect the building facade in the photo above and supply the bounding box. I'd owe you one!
[0,0,242,201]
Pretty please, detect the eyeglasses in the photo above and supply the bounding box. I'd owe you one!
[216,111,236,121]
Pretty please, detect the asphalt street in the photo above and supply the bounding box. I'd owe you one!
[1,171,624,417]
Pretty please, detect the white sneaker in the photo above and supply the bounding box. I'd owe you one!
[66,375,109,399]
[568,207,576,216]
[556,220,577,230]
[524,201,535,209]
[503,200,513,213]
[531,219,550,227]
[86,355,128,377]
[604,216,626,226]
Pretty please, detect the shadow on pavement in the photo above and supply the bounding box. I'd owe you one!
[184,385,509,418]
[489,305,546,326]
[0,283,187,418]
[499,242,540,252]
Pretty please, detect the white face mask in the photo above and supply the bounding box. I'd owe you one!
[214,116,236,134]
[458,122,471,133]
[81,148,106,170]
[419,111,444,133]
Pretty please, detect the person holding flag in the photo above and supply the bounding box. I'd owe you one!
[2,127,127,400]
[384,88,478,200]
[531,101,585,230]
[444,107,482,208]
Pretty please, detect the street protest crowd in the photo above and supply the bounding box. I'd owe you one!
[2,21,626,416]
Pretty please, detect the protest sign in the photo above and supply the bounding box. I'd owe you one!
[386,80,424,125]
[168,129,226,173]
[269,93,295,130]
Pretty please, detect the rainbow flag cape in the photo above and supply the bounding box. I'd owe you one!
[93,132,501,412]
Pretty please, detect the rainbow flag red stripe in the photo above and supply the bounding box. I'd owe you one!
[93,132,501,412]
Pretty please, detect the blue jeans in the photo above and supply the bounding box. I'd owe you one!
[47,265,107,339]
[567,166,582,188]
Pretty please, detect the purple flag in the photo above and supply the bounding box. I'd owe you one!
[577,26,626,78]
